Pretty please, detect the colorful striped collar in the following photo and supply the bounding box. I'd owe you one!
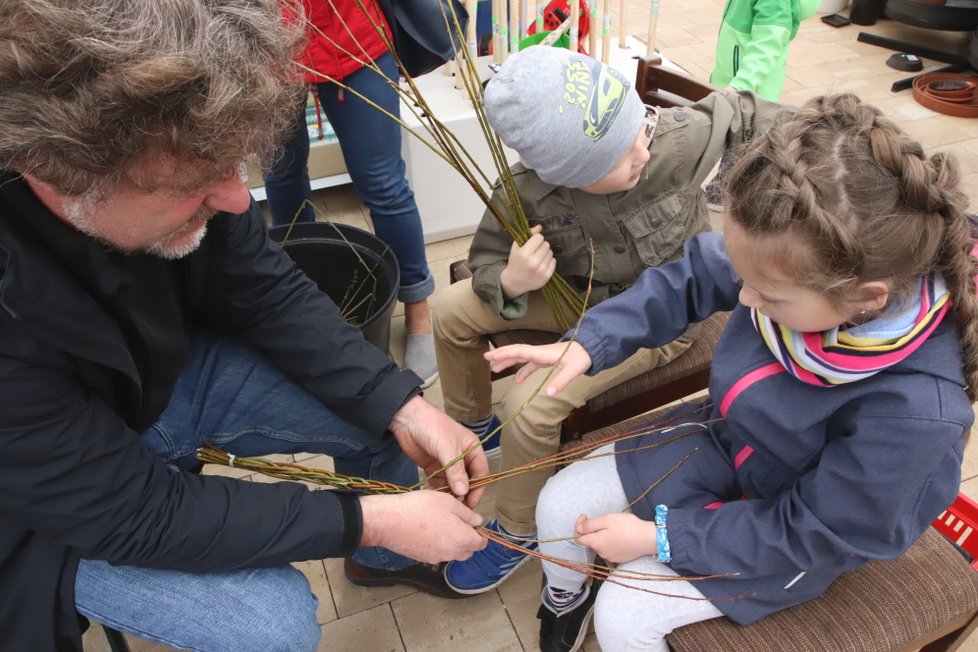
[750,274,950,387]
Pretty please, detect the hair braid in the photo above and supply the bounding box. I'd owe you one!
[929,153,978,400]
[727,93,978,398]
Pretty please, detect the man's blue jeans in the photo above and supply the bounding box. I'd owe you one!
[263,52,434,305]
[75,336,418,651]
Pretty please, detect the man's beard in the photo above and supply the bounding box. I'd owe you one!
[61,196,212,260]
[145,209,211,260]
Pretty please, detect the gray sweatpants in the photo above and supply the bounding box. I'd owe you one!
[536,444,724,651]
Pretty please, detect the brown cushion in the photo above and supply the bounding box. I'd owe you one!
[668,528,978,651]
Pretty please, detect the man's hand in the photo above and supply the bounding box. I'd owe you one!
[484,340,592,396]
[388,396,488,508]
[500,224,557,299]
[574,513,657,564]
[359,492,486,563]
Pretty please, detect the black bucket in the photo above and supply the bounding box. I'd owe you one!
[270,222,399,353]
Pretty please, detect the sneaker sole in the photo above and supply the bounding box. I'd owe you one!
[443,549,535,595]
[419,371,440,390]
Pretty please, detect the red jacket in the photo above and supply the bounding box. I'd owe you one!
[300,0,392,83]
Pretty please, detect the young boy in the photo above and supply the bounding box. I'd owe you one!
[432,45,785,594]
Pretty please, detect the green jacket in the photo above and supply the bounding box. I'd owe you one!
[468,91,787,319]
[710,0,819,100]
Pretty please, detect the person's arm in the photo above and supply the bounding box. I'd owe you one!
[0,350,486,568]
[485,232,740,393]
[467,180,542,320]
[666,392,969,579]
[672,89,788,190]
[573,232,739,373]
[216,204,421,435]
[727,0,795,94]
[0,337,366,571]
[387,395,489,508]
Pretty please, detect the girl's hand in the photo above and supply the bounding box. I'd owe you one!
[574,512,657,564]
[500,225,557,299]
[484,341,592,396]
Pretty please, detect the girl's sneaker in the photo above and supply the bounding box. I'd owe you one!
[538,582,598,652]
[443,519,537,593]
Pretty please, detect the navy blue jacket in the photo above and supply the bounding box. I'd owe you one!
[575,232,971,623]
[0,173,421,650]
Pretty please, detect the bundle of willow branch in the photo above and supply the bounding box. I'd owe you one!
[197,405,717,496]
[292,0,587,329]
[196,408,736,599]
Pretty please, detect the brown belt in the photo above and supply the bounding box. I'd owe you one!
[912,72,978,118]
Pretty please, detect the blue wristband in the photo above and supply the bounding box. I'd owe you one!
[655,504,671,563]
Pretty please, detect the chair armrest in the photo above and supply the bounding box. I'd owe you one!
[636,54,719,108]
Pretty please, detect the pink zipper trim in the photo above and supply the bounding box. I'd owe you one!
[720,362,785,418]
[734,444,755,469]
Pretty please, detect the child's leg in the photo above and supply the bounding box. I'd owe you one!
[536,444,628,592]
[594,558,724,651]
[496,333,694,536]
[431,281,561,423]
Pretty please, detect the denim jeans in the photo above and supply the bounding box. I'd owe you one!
[75,335,418,650]
[262,52,434,305]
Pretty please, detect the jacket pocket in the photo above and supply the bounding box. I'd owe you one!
[621,193,689,267]
[547,225,591,278]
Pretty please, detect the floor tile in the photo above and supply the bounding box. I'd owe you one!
[392,589,523,651]
[318,603,404,652]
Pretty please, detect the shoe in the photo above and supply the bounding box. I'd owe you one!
[404,333,439,389]
[343,557,468,599]
[538,582,598,652]
[464,413,502,460]
[443,519,537,594]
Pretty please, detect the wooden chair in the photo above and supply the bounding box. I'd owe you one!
[576,409,978,652]
[634,53,719,108]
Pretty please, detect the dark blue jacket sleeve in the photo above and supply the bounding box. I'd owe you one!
[0,324,364,572]
[573,232,741,373]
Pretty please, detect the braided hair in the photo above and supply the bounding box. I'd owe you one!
[726,93,978,400]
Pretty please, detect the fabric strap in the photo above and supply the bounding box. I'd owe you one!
[751,274,950,387]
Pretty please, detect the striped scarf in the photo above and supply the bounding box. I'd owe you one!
[751,274,950,387]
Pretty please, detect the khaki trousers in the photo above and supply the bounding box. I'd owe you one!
[432,280,694,534]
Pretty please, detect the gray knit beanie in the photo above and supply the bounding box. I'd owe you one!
[483,45,645,188]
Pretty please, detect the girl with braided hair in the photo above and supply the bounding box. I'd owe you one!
[486,93,978,652]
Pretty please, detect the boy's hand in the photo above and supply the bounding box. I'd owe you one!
[500,224,557,299]
[574,513,657,564]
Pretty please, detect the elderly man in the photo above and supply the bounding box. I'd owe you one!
[0,1,486,650]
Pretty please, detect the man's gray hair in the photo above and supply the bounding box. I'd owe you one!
[0,0,307,195]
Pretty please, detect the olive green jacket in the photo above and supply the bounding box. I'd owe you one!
[468,90,786,320]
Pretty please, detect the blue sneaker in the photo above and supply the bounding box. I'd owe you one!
[464,413,502,460]
[444,519,537,594]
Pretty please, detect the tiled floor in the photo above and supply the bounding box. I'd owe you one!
[82,4,978,651]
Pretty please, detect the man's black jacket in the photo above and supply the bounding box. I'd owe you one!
[0,173,421,650]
